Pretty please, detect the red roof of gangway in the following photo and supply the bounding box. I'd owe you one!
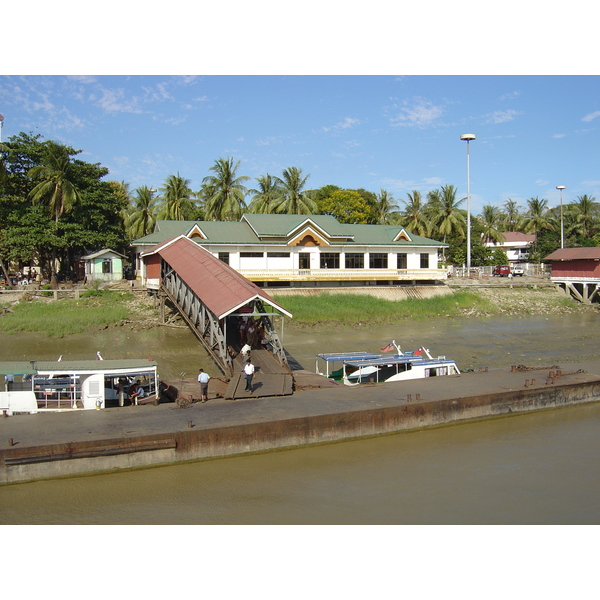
[141,235,292,320]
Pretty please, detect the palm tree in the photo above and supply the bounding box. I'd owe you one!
[273,167,317,215]
[125,185,159,239]
[157,173,195,221]
[478,205,504,244]
[203,157,249,221]
[521,196,553,236]
[502,199,521,232]
[400,190,430,236]
[374,189,400,224]
[430,184,465,243]
[571,194,598,239]
[248,174,282,214]
[28,142,82,222]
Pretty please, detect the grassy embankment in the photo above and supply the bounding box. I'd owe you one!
[271,290,493,328]
[0,290,137,337]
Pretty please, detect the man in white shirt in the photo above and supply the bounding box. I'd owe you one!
[242,359,255,393]
[197,368,210,403]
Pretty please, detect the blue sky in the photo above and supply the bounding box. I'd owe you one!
[2,4,598,218]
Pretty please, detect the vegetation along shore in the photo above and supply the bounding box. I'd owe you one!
[0,283,596,338]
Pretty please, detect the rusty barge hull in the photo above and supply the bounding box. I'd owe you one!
[1,365,600,484]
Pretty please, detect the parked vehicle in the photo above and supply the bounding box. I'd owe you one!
[492,265,511,277]
[512,266,524,276]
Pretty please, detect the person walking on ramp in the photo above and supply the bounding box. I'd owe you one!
[242,358,255,393]
[198,368,210,403]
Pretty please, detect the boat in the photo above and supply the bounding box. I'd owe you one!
[316,341,460,386]
[0,358,159,415]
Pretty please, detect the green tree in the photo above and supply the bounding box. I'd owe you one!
[28,141,82,223]
[502,198,521,232]
[203,157,249,221]
[521,197,553,236]
[125,185,159,240]
[374,189,400,224]
[318,189,378,224]
[248,174,282,214]
[430,184,465,243]
[478,204,504,244]
[570,194,598,240]
[273,166,317,215]
[400,190,430,237]
[157,173,195,221]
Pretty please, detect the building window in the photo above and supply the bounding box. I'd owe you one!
[240,252,264,258]
[369,253,388,269]
[420,253,429,268]
[267,252,291,258]
[102,259,112,274]
[345,253,364,269]
[320,253,340,269]
[218,252,229,265]
[396,253,407,269]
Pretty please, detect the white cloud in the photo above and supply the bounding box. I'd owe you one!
[389,98,444,128]
[582,110,600,122]
[499,91,520,101]
[552,133,567,138]
[535,179,549,186]
[484,109,521,124]
[322,117,360,132]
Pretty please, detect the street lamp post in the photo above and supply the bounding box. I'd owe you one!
[556,185,566,249]
[460,134,476,273]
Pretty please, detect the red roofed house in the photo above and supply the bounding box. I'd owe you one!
[544,247,600,304]
[484,232,536,265]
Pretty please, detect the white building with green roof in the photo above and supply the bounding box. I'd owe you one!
[132,214,449,289]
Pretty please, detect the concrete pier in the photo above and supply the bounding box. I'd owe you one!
[2,359,600,484]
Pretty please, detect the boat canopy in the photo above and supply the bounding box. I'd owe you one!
[316,352,382,378]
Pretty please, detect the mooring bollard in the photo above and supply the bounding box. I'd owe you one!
[188,420,193,428]
[532,379,536,386]
[407,394,412,403]
[416,393,421,401]
[525,380,530,387]
[9,438,14,446]
[511,365,517,372]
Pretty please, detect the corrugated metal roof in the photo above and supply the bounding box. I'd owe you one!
[132,216,447,247]
[155,236,292,320]
[501,232,536,243]
[545,247,600,261]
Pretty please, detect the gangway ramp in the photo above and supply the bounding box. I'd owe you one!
[141,235,292,377]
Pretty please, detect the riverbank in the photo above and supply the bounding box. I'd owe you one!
[1,278,597,337]
[2,358,600,484]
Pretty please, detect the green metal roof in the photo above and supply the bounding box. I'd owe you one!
[132,215,447,248]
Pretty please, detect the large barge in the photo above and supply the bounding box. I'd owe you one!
[1,359,600,485]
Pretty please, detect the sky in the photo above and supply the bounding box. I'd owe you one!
[1,3,599,220]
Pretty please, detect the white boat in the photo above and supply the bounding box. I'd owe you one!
[0,359,159,415]
[316,341,460,386]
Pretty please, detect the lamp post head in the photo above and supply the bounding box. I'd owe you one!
[556,185,566,191]
[460,133,476,141]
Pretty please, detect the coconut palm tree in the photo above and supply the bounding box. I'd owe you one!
[400,190,430,236]
[125,185,159,239]
[374,189,400,224]
[28,142,82,222]
[502,199,521,232]
[478,204,505,244]
[273,167,317,215]
[521,196,553,236]
[203,157,249,221]
[570,194,598,239]
[157,173,196,221]
[430,184,465,243]
[248,174,282,214]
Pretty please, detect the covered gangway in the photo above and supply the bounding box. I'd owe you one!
[142,236,293,376]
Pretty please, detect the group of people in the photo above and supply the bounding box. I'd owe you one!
[238,317,264,348]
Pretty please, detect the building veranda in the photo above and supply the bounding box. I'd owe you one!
[131,214,449,289]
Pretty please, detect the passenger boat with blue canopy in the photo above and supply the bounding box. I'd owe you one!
[316,341,460,386]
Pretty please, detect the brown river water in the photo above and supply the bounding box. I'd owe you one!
[1,313,600,524]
